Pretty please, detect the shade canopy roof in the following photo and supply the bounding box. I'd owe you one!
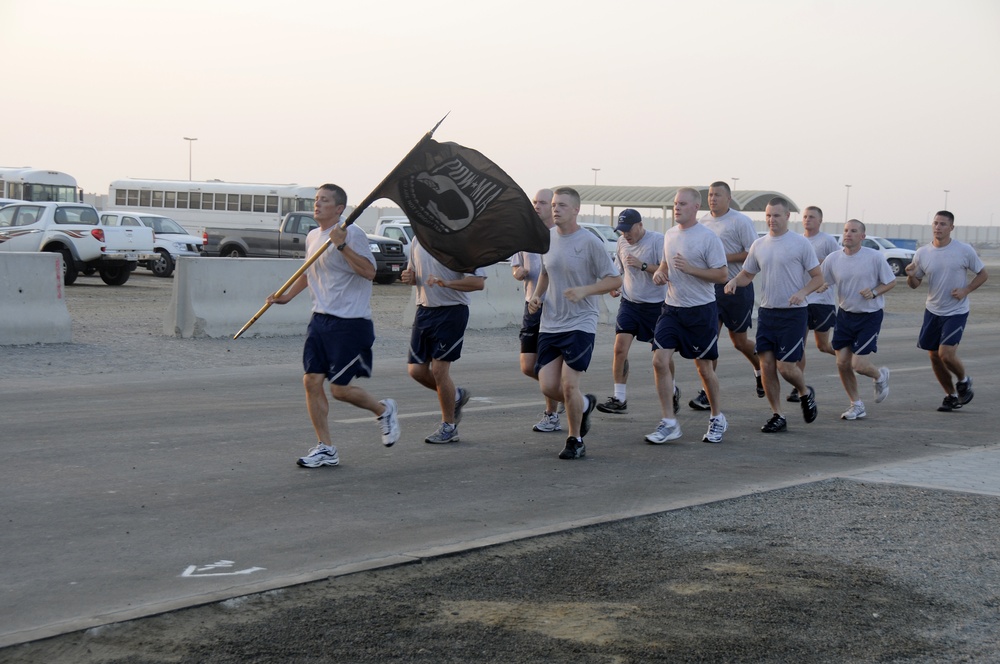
[560,185,799,213]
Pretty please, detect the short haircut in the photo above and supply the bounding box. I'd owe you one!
[805,205,823,219]
[846,218,866,233]
[319,183,347,207]
[677,187,702,206]
[709,181,731,195]
[935,210,955,223]
[553,186,581,207]
[767,196,790,212]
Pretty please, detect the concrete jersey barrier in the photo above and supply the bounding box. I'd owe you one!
[0,252,72,345]
[165,257,313,338]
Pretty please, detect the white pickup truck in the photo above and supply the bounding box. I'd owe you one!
[0,201,157,285]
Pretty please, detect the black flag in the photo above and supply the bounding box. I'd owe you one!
[345,134,549,272]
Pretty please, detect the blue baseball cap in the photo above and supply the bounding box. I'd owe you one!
[615,209,642,232]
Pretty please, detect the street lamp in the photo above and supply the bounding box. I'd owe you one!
[944,189,950,209]
[731,176,739,192]
[591,168,600,219]
[844,184,852,222]
[183,137,198,180]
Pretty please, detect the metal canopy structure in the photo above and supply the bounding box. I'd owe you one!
[563,185,800,219]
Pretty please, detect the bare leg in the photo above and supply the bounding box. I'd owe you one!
[651,348,676,419]
[304,373,332,444]
[758,351,782,414]
[695,358,722,417]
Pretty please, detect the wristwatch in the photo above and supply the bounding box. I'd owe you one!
[336,242,347,252]
[641,262,647,272]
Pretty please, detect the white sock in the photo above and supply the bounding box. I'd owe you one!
[614,383,626,401]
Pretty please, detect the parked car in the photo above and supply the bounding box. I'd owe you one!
[580,222,619,259]
[833,234,915,276]
[100,211,204,278]
[373,217,415,261]
[203,212,407,284]
[0,198,21,208]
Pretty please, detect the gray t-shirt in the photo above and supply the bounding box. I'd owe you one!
[804,232,842,306]
[410,240,487,308]
[743,231,820,310]
[614,229,666,304]
[305,224,375,319]
[540,226,618,334]
[700,208,758,280]
[511,251,544,303]
[821,246,896,313]
[663,223,727,308]
[910,239,985,316]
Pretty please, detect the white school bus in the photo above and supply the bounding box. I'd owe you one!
[0,167,80,202]
[108,178,317,232]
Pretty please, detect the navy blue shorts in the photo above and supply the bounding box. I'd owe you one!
[714,282,755,333]
[519,301,542,354]
[409,305,469,364]
[653,302,720,361]
[832,309,883,355]
[615,299,662,343]
[535,330,596,374]
[917,310,968,351]
[807,303,836,332]
[303,314,374,385]
[756,307,808,363]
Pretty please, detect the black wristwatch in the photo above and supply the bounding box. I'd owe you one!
[641,262,647,272]
[336,242,347,252]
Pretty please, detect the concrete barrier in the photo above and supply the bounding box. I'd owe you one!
[401,263,622,330]
[0,252,72,345]
[165,257,313,338]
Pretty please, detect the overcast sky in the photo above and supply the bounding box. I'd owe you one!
[2,0,998,225]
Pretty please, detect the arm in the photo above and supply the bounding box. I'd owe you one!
[527,269,548,313]
[267,273,308,305]
[724,269,754,294]
[672,253,728,284]
[652,258,670,285]
[331,224,375,281]
[789,266,824,306]
[426,274,486,292]
[564,274,623,303]
[905,261,922,289]
[953,267,989,300]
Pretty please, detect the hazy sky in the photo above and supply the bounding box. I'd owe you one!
[2,0,998,225]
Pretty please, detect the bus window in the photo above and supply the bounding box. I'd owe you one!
[139,191,152,206]
[165,191,176,208]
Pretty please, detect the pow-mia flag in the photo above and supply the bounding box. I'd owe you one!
[346,136,549,272]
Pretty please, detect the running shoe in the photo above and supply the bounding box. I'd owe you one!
[596,396,627,414]
[956,377,974,405]
[800,386,818,423]
[581,393,597,438]
[558,436,586,460]
[425,422,459,444]
[702,414,728,443]
[874,367,890,404]
[645,420,682,444]
[937,395,962,412]
[755,374,765,398]
[532,411,561,433]
[454,387,471,424]
[377,398,401,447]
[673,384,681,414]
[688,390,710,411]
[761,414,787,433]
[841,402,867,420]
[297,443,339,468]
[786,388,800,403]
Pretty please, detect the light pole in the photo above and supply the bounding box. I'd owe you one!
[183,137,198,180]
[591,168,600,219]
[844,184,852,222]
[731,176,739,192]
[943,189,950,209]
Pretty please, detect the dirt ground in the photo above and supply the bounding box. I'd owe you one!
[2,250,999,663]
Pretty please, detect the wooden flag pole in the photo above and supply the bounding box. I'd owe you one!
[233,114,448,339]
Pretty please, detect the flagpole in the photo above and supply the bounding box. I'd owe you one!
[233,115,449,339]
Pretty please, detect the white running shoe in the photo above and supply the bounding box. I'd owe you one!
[841,402,867,420]
[645,420,682,444]
[532,411,561,433]
[378,398,401,447]
[297,443,339,468]
[702,414,728,443]
[874,367,890,404]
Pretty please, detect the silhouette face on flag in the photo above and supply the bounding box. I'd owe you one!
[366,139,550,272]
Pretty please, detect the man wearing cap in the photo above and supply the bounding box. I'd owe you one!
[692,181,764,410]
[596,209,671,415]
